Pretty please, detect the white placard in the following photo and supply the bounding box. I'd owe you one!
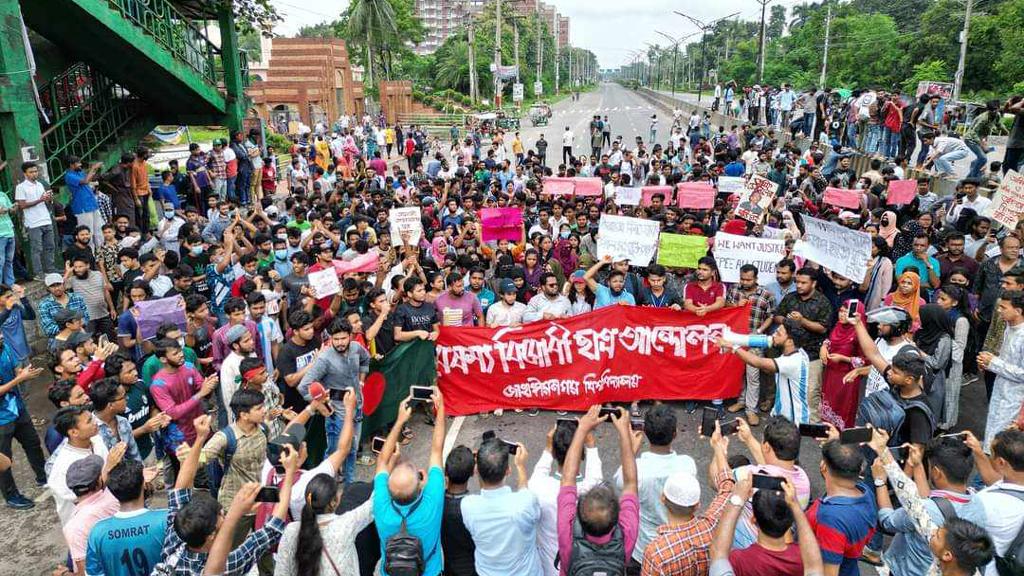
[308,268,341,298]
[735,173,777,224]
[712,232,788,283]
[513,83,524,102]
[614,186,642,206]
[596,214,660,265]
[983,170,1024,230]
[389,207,423,246]
[717,176,745,193]
[793,215,872,281]
[534,81,543,95]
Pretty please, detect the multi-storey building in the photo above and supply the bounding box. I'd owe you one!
[414,0,569,54]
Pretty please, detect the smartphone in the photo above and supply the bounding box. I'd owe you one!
[846,300,859,320]
[839,427,873,444]
[700,407,718,437]
[502,440,519,455]
[98,334,109,347]
[556,418,579,433]
[720,419,739,436]
[799,423,830,438]
[889,445,909,464]
[630,417,645,431]
[752,474,785,491]
[371,436,386,454]
[598,406,620,420]
[410,386,434,403]
[255,486,280,503]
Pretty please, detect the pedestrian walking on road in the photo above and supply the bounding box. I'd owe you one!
[561,126,575,165]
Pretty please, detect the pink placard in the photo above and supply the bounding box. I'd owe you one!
[676,183,716,209]
[332,252,380,276]
[480,207,524,242]
[542,177,576,196]
[573,177,605,197]
[641,186,674,207]
[887,180,917,205]
[823,187,861,209]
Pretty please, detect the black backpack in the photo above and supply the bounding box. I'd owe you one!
[566,518,626,576]
[384,497,425,576]
[994,489,1024,576]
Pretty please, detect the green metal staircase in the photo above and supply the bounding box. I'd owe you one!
[20,0,249,181]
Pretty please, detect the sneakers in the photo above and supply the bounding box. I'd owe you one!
[685,401,697,414]
[6,494,34,510]
[727,402,745,414]
[527,408,540,417]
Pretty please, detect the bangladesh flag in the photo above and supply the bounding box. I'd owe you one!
[360,340,437,441]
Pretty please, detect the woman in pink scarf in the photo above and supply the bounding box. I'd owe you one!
[820,299,867,428]
[878,210,898,247]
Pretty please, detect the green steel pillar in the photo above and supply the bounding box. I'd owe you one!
[0,0,45,186]
[218,2,245,132]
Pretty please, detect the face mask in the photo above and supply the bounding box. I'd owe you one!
[164,210,176,219]
[276,234,287,241]
[560,231,570,239]
[274,249,288,260]
[190,246,203,256]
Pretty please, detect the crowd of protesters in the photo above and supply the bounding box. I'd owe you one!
[0,93,1021,576]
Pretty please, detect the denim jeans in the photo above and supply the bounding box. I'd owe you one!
[226,176,237,203]
[965,139,987,179]
[916,133,932,166]
[326,407,363,484]
[864,125,884,155]
[26,224,57,278]
[933,149,970,176]
[0,236,15,286]
[236,170,251,206]
[884,128,900,158]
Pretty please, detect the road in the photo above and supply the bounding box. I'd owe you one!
[0,81,994,575]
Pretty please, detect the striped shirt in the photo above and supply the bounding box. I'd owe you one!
[772,349,811,424]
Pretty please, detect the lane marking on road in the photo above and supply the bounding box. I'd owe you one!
[442,415,466,461]
[34,487,52,503]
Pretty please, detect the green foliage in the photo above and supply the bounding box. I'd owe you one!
[901,60,950,94]
[265,131,291,154]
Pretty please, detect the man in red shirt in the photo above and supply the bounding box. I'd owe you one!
[684,256,727,412]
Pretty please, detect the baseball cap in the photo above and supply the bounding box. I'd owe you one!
[53,308,83,327]
[499,279,517,294]
[44,273,64,286]
[268,423,307,469]
[571,270,586,284]
[225,324,248,345]
[66,454,103,492]
[865,306,910,326]
[662,470,701,507]
[65,331,92,348]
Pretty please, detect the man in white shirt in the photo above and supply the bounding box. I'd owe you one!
[613,404,697,567]
[47,406,110,525]
[561,126,575,165]
[15,161,57,280]
[522,273,572,322]
[219,325,257,420]
[486,280,527,327]
[528,422,603,576]
[926,135,972,177]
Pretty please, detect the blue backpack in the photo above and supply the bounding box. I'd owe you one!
[205,426,237,499]
[856,388,934,445]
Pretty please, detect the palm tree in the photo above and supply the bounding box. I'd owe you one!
[348,0,398,86]
[788,2,815,31]
[435,40,471,93]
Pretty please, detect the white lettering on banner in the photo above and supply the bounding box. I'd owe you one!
[436,321,729,378]
[712,232,788,283]
[794,215,871,281]
[596,214,660,264]
[501,371,643,401]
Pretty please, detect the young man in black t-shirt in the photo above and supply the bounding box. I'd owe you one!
[393,277,440,343]
[276,309,321,412]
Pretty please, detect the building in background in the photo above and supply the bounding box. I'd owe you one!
[247,37,365,132]
[414,0,569,54]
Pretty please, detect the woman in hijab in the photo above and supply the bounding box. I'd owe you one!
[934,284,974,429]
[885,270,926,330]
[861,236,894,311]
[522,249,544,290]
[545,258,567,289]
[553,226,578,274]
[506,266,532,304]
[820,299,867,428]
[878,210,899,247]
[429,236,449,266]
[914,303,953,420]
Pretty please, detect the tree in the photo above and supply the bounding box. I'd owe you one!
[297,20,347,38]
[348,0,399,85]
[767,4,787,41]
[230,0,282,35]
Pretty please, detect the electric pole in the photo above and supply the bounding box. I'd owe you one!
[513,20,520,83]
[757,0,771,83]
[554,16,560,93]
[675,11,740,104]
[494,0,502,104]
[819,4,831,87]
[536,13,542,88]
[953,0,973,102]
[468,15,477,103]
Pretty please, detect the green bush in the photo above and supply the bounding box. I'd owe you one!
[266,132,290,153]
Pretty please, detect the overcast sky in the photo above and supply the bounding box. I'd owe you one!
[270,0,795,68]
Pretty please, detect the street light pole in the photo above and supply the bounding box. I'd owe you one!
[674,11,740,104]
[757,0,772,83]
[953,0,973,101]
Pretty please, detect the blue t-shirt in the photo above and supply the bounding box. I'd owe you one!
[374,466,445,576]
[116,310,142,362]
[65,169,99,215]
[894,253,940,285]
[807,483,877,576]
[594,284,635,309]
[85,508,168,576]
[153,184,181,209]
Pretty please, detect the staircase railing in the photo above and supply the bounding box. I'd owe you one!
[39,63,142,184]
[105,0,223,87]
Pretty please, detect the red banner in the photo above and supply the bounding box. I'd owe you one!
[823,187,861,209]
[677,182,716,209]
[436,305,749,415]
[887,180,917,205]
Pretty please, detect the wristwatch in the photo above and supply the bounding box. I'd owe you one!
[728,494,745,507]
[873,478,887,487]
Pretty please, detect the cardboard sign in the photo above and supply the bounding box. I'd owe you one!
[615,186,642,206]
[573,177,604,197]
[542,177,576,196]
[887,180,917,205]
[735,174,777,223]
[712,232,788,283]
[823,187,861,210]
[134,296,187,340]
[480,207,523,242]
[717,176,745,194]
[308,268,341,298]
[983,170,1024,229]
[389,207,423,246]
[657,233,707,268]
[596,214,660,264]
[794,215,871,281]
[641,186,674,207]
[677,182,716,209]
